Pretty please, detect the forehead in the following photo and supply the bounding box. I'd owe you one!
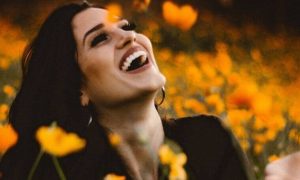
[72,8,108,38]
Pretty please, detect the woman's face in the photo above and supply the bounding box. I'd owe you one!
[72,8,166,108]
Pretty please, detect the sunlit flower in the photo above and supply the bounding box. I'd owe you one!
[162,1,198,31]
[162,1,179,26]
[268,154,279,162]
[159,144,175,165]
[227,82,258,110]
[201,63,216,79]
[106,3,122,23]
[240,140,249,151]
[251,93,272,115]
[233,126,248,139]
[289,101,300,125]
[253,133,268,144]
[205,94,224,114]
[0,104,9,122]
[185,66,203,85]
[254,143,263,155]
[133,0,151,11]
[184,99,206,114]
[169,164,187,180]
[289,128,298,141]
[108,132,122,146]
[0,58,10,70]
[227,109,253,127]
[3,85,16,98]
[174,96,186,117]
[290,130,300,144]
[177,5,198,31]
[215,42,232,76]
[104,173,126,180]
[250,49,262,62]
[36,124,86,157]
[0,123,18,154]
[159,143,187,180]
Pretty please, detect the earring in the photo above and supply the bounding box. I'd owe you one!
[87,115,93,126]
[155,87,166,106]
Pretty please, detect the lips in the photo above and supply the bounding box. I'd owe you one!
[119,46,149,72]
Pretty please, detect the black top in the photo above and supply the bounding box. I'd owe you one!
[0,115,254,180]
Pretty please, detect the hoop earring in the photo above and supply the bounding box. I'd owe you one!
[156,87,166,106]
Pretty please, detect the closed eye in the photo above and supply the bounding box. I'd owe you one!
[91,33,108,47]
[121,22,136,31]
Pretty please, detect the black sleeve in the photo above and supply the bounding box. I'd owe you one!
[164,115,255,180]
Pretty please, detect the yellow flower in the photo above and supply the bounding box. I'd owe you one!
[159,144,175,165]
[215,42,232,76]
[201,63,216,79]
[240,140,249,151]
[254,143,263,155]
[205,94,224,114]
[226,72,243,86]
[159,144,187,166]
[133,0,151,11]
[253,134,268,144]
[177,5,198,31]
[3,85,16,98]
[185,66,203,85]
[0,58,10,70]
[104,173,126,180]
[289,101,300,124]
[106,3,122,23]
[227,82,258,110]
[172,153,187,167]
[0,123,18,154]
[250,49,262,62]
[108,132,122,146]
[162,1,198,31]
[159,143,187,180]
[233,126,248,139]
[268,154,279,162]
[162,1,179,26]
[184,99,206,114]
[174,96,186,117]
[169,165,187,180]
[0,104,9,122]
[36,124,86,157]
[252,93,272,115]
[227,109,253,127]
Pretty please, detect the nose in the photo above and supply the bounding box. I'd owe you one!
[116,30,136,49]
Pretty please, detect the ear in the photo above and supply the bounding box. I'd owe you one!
[80,90,90,106]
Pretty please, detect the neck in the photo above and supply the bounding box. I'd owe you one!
[95,99,164,180]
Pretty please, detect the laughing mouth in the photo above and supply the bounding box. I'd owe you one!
[120,50,149,72]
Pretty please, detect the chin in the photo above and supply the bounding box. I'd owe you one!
[142,73,166,92]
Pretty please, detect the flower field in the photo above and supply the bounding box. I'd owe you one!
[0,0,299,179]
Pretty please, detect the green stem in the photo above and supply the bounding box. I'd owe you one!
[27,150,44,180]
[51,156,66,180]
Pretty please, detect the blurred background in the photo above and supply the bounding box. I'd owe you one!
[0,0,299,179]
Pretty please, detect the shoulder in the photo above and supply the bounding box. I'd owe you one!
[163,114,234,160]
[163,114,230,140]
[163,114,251,179]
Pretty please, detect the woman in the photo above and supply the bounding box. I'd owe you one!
[0,2,253,180]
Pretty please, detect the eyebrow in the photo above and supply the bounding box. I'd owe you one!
[82,23,104,45]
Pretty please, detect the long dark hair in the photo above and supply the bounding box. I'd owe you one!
[1,2,97,179]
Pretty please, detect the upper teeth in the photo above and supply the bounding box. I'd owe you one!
[121,50,147,71]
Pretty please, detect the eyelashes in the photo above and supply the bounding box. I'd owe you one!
[121,22,136,31]
[90,21,136,47]
[91,33,108,47]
